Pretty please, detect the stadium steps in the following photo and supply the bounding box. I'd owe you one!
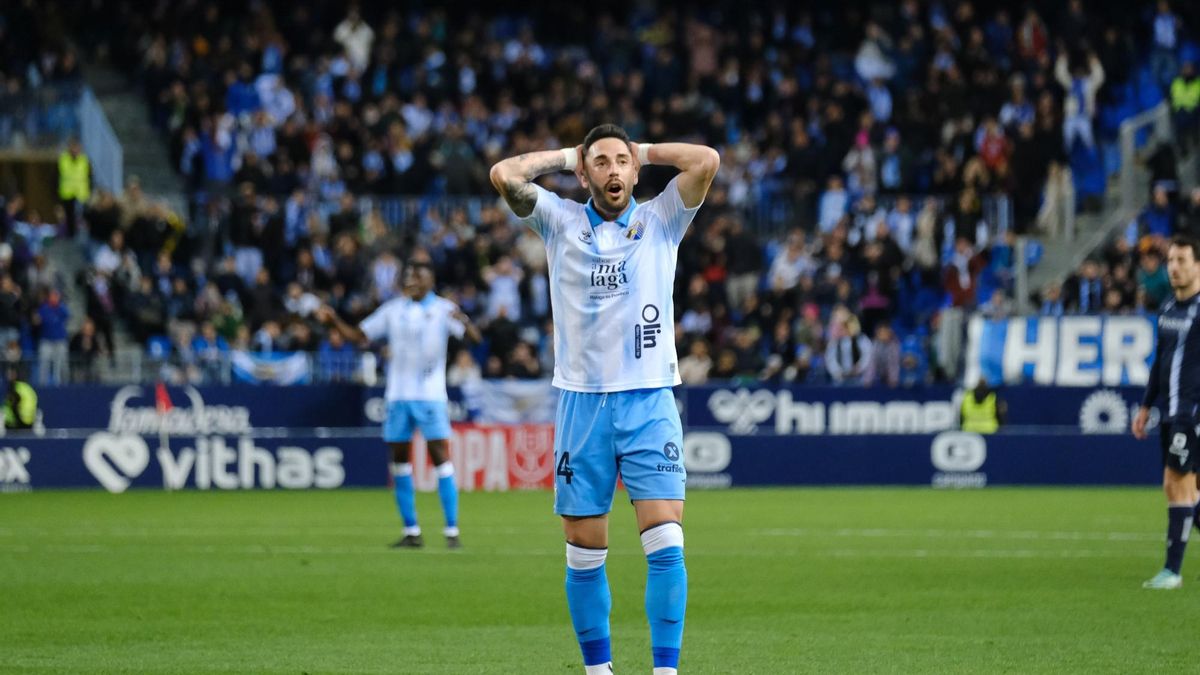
[1029,151,1199,296]
[83,64,186,210]
[1027,185,1132,294]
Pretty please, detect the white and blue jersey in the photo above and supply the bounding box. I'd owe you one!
[525,176,698,392]
[524,177,701,514]
[359,293,465,442]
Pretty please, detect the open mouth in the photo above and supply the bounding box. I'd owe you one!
[606,182,623,198]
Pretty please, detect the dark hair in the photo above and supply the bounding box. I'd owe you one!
[582,124,631,155]
[1170,235,1200,260]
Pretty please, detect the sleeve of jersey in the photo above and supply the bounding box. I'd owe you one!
[358,304,390,342]
[445,302,466,339]
[649,176,703,246]
[520,185,566,241]
[1142,339,1162,408]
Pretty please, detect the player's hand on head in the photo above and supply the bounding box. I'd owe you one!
[574,145,586,186]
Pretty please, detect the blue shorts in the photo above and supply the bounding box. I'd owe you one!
[383,400,452,443]
[553,388,686,516]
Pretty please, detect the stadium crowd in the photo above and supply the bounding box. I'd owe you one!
[1,0,1199,385]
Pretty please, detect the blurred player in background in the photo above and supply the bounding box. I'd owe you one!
[319,257,480,549]
[1133,235,1200,589]
[491,125,718,674]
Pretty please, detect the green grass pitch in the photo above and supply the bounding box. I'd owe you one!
[0,487,1194,673]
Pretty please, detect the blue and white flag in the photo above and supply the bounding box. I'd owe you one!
[230,351,312,385]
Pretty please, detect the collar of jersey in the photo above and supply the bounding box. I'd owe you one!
[584,197,638,229]
[412,292,435,307]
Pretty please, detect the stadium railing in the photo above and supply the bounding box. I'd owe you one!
[0,83,123,192]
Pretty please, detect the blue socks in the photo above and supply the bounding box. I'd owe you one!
[565,544,612,668]
[392,461,459,536]
[642,522,687,672]
[391,463,418,533]
[564,523,687,672]
[436,462,459,535]
[1166,504,1193,574]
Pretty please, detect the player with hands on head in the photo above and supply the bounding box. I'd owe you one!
[491,125,719,674]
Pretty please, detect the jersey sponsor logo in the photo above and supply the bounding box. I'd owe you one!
[590,260,629,291]
[663,441,681,462]
[634,304,662,359]
[579,227,593,244]
[1159,316,1193,332]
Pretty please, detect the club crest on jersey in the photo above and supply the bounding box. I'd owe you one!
[625,220,645,240]
[579,227,593,244]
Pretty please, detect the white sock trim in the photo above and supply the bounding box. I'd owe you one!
[652,668,678,675]
[392,462,413,477]
[566,542,608,570]
[585,664,613,675]
[435,462,455,479]
[403,525,421,536]
[444,526,460,537]
[641,522,684,556]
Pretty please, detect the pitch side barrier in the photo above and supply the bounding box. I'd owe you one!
[0,383,1160,492]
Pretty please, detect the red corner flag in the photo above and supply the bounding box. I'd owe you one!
[155,381,173,414]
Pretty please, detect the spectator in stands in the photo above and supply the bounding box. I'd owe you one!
[767,230,815,295]
[69,317,102,383]
[1040,282,1066,316]
[863,324,900,388]
[484,255,523,322]
[1055,50,1105,151]
[1171,61,1200,150]
[825,311,872,386]
[506,342,542,379]
[1138,249,1172,308]
[446,349,482,387]
[723,220,762,312]
[127,276,166,343]
[944,237,987,308]
[1065,259,1105,314]
[678,339,713,385]
[1151,0,1183,91]
[980,288,1014,319]
[192,322,229,383]
[33,289,69,385]
[317,328,356,382]
[333,7,375,72]
[57,137,90,238]
[1135,186,1178,241]
[0,276,22,348]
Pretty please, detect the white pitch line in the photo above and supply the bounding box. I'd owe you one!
[821,548,1149,560]
[752,527,1160,543]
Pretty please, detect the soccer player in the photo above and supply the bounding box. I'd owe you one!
[318,258,480,549]
[490,125,719,674]
[1133,235,1200,589]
